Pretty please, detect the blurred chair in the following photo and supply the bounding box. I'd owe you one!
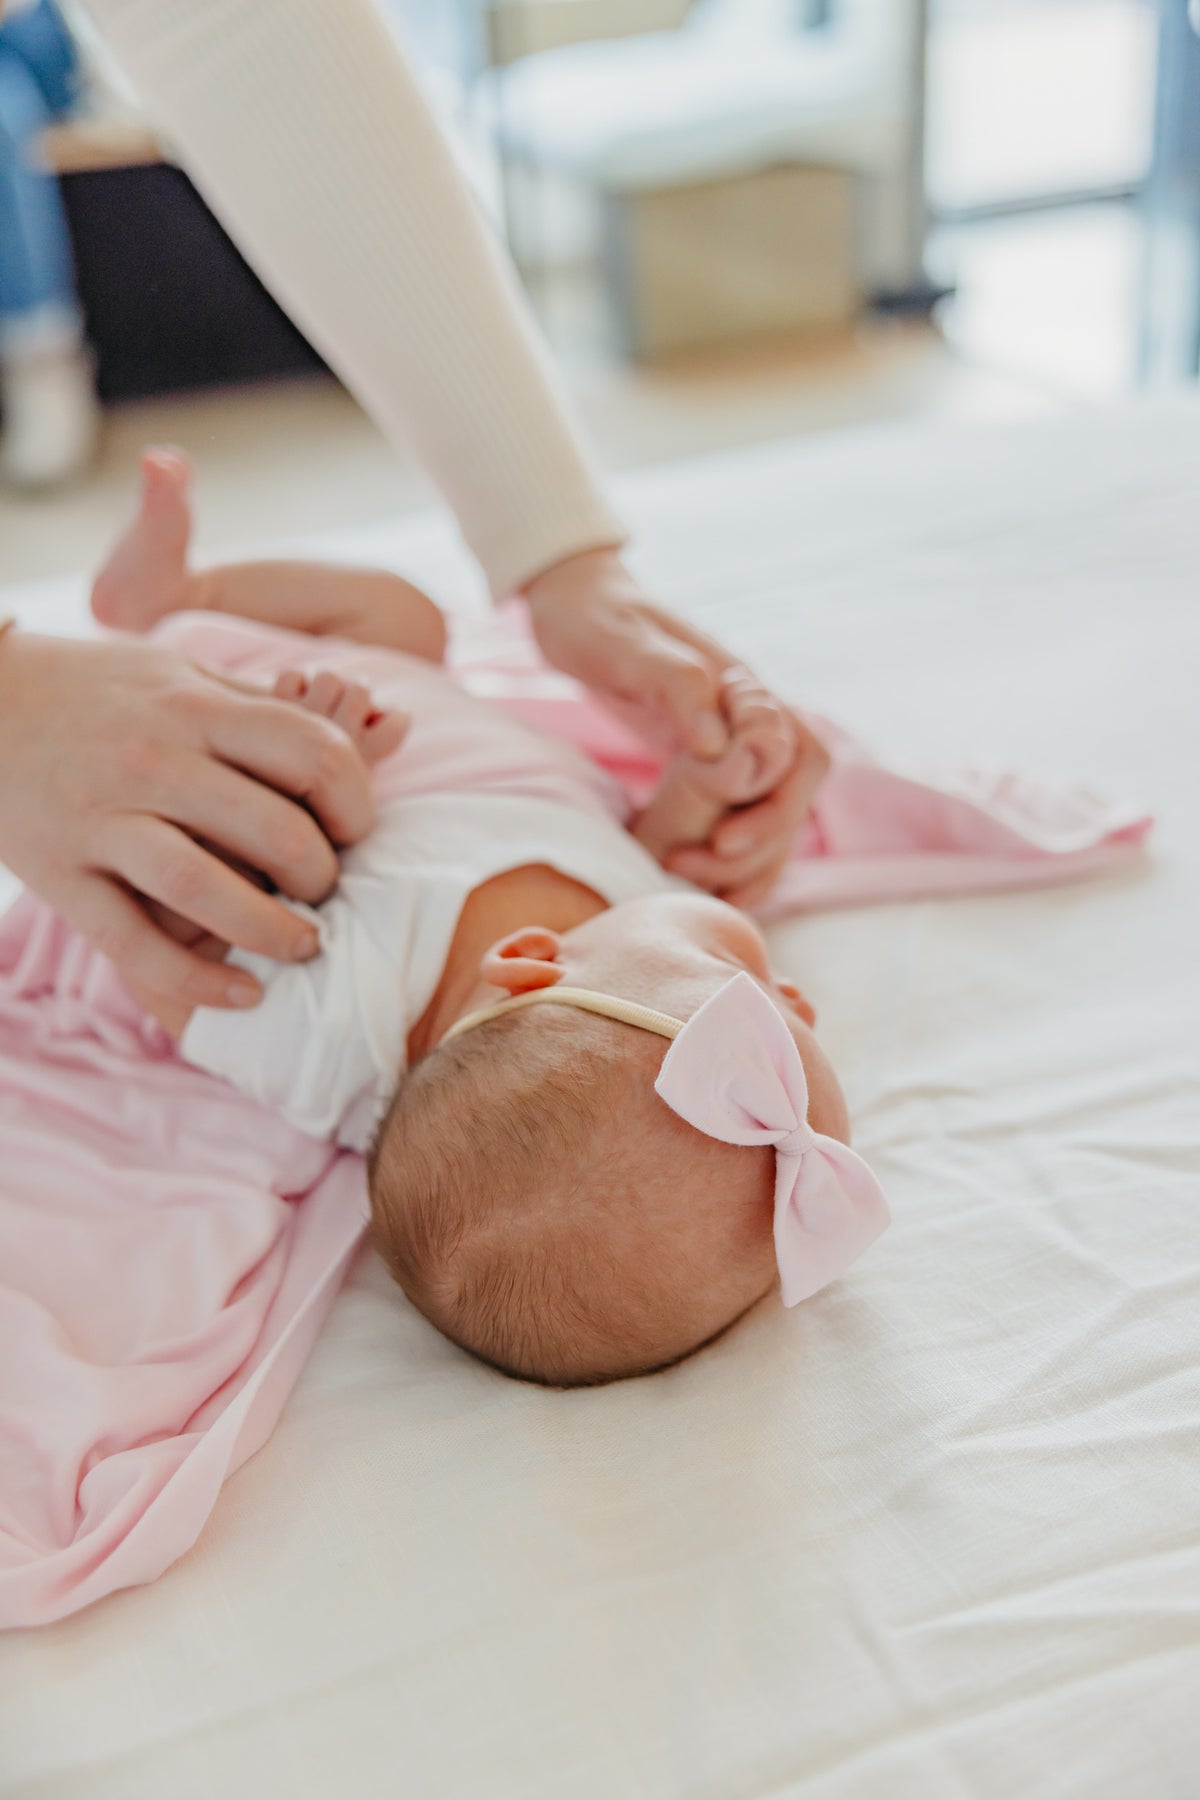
[478,0,930,355]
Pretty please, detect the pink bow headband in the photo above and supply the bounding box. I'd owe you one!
[442,971,889,1306]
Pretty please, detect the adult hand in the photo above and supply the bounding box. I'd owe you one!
[525,547,733,760]
[664,709,830,912]
[0,631,376,1013]
[525,548,828,905]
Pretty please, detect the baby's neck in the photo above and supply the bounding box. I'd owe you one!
[406,864,608,1061]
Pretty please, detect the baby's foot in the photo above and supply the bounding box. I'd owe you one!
[634,668,796,861]
[273,668,409,766]
[91,447,193,631]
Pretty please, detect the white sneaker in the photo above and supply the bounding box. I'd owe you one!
[1,345,99,490]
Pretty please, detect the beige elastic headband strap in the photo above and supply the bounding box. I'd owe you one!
[441,985,684,1046]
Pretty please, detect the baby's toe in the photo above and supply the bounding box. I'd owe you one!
[361,708,409,765]
[274,667,401,764]
[331,676,368,727]
[332,680,372,740]
[306,670,347,718]
[140,445,191,497]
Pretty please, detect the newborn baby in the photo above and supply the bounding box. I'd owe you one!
[93,450,888,1387]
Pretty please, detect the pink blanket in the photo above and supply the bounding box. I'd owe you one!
[452,605,1152,915]
[0,614,1151,1627]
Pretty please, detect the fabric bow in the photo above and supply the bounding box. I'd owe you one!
[654,972,889,1305]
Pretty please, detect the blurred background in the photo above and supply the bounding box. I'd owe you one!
[1,0,1197,584]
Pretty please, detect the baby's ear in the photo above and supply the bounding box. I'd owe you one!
[480,927,564,995]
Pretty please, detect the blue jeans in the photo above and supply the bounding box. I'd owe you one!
[0,1,80,340]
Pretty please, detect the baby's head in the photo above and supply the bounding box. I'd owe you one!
[368,894,872,1387]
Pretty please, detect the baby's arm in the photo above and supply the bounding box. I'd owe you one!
[92,447,448,662]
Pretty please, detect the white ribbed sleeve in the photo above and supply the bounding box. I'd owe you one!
[78,0,627,598]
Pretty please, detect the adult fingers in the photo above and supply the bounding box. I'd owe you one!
[720,674,797,798]
[628,623,728,759]
[710,723,829,860]
[724,869,788,913]
[155,753,342,905]
[106,814,321,963]
[640,600,736,674]
[667,828,786,898]
[203,689,376,848]
[65,874,264,1012]
[666,748,824,894]
[554,604,730,759]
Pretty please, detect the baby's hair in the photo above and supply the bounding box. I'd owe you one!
[367,1006,773,1387]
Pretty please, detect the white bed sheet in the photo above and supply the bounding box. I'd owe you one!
[1,398,1198,1798]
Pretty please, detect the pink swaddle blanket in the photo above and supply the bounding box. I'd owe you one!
[0,611,1151,1627]
[453,604,1152,912]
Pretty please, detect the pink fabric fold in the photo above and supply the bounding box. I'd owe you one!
[452,603,1153,916]
[0,902,366,1627]
[0,608,1152,1627]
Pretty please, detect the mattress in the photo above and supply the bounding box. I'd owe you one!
[1,398,1197,1798]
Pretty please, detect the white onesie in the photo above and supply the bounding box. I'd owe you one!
[172,616,675,1153]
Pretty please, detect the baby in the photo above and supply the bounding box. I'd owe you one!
[92,450,889,1388]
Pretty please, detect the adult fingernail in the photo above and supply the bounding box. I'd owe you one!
[228,976,261,1007]
[292,928,320,961]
